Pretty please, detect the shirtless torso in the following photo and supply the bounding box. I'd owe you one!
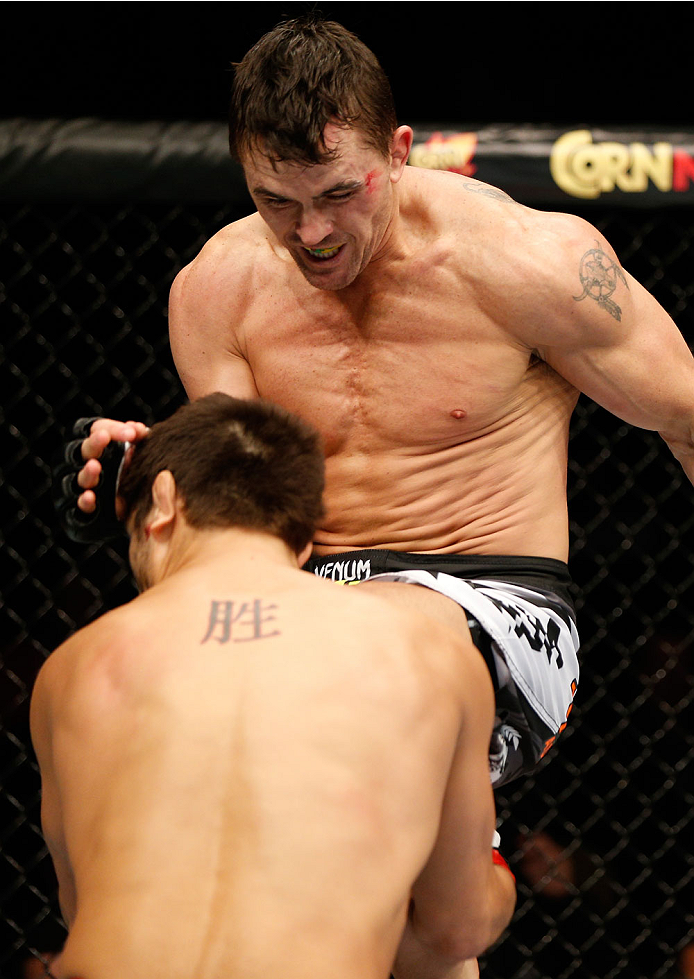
[31,537,503,979]
[167,157,694,563]
[71,124,694,798]
[53,29,694,979]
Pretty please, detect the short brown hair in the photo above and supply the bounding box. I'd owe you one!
[229,14,398,165]
[118,394,325,555]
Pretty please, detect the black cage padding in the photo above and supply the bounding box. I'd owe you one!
[1,120,693,979]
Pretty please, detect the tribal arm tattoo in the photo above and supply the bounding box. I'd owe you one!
[573,241,628,322]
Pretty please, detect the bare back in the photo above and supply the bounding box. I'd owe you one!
[170,168,581,560]
[33,557,486,979]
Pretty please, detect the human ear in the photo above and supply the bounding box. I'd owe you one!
[147,470,178,539]
[389,126,414,182]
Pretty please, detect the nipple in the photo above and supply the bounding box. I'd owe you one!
[450,408,467,420]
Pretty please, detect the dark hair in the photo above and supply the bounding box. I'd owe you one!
[118,394,325,555]
[229,13,397,165]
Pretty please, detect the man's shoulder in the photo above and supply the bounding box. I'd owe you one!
[168,213,277,351]
[405,166,592,251]
[412,172,606,308]
[407,167,517,204]
[173,213,270,295]
[404,167,522,222]
[36,602,148,694]
[200,211,269,255]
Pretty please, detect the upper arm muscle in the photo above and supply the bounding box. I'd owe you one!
[509,218,694,435]
[543,268,694,433]
[168,246,260,403]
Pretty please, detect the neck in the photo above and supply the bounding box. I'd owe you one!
[373,186,408,263]
[151,527,301,588]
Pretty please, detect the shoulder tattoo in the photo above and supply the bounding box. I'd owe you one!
[573,240,628,322]
[462,182,514,203]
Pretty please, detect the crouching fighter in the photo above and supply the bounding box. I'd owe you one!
[33,394,515,979]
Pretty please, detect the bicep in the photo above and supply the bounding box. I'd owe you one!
[511,220,694,434]
[172,336,260,403]
[168,263,260,402]
[542,271,694,434]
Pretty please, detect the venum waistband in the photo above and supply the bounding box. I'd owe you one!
[303,549,576,611]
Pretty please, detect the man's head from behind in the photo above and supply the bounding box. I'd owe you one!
[229,13,397,167]
[118,394,325,588]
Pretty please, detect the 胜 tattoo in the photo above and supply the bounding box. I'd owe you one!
[462,182,514,202]
[201,599,280,644]
[573,240,628,321]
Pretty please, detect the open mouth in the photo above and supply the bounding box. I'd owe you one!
[303,244,343,261]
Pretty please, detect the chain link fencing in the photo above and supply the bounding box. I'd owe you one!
[1,126,693,979]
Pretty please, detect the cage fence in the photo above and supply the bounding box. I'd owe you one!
[1,123,693,979]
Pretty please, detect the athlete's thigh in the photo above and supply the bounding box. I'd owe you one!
[355,579,472,643]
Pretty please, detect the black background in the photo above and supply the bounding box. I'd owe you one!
[3,5,694,978]
[2,1,690,128]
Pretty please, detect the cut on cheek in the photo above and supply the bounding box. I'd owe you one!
[365,170,379,194]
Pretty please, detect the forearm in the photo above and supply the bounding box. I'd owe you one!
[450,861,515,958]
[484,859,517,948]
[661,428,694,487]
[395,860,515,977]
[392,918,479,979]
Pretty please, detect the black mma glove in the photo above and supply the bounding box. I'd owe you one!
[52,417,127,543]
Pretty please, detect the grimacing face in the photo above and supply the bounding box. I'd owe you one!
[243,124,408,291]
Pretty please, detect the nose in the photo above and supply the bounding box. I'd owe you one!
[295,206,333,247]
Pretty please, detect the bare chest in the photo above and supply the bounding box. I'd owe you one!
[243,273,537,454]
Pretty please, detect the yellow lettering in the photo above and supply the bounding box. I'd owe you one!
[631,142,673,192]
[599,142,632,191]
[550,130,601,199]
[551,130,674,198]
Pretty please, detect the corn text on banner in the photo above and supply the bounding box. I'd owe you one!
[2,119,694,206]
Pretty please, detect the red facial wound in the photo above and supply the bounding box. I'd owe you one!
[365,170,378,193]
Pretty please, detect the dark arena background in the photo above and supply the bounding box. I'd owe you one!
[1,4,693,978]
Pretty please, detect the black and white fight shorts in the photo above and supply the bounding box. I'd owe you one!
[303,550,580,788]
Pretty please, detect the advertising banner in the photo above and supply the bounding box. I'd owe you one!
[409,126,694,206]
[2,120,694,206]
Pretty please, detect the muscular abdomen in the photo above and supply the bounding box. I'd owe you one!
[245,266,578,560]
[314,361,578,559]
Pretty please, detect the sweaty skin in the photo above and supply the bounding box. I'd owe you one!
[80,127,694,562]
[31,520,512,979]
[64,123,694,979]
[159,130,694,563]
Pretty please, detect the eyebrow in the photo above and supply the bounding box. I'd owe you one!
[252,179,364,201]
